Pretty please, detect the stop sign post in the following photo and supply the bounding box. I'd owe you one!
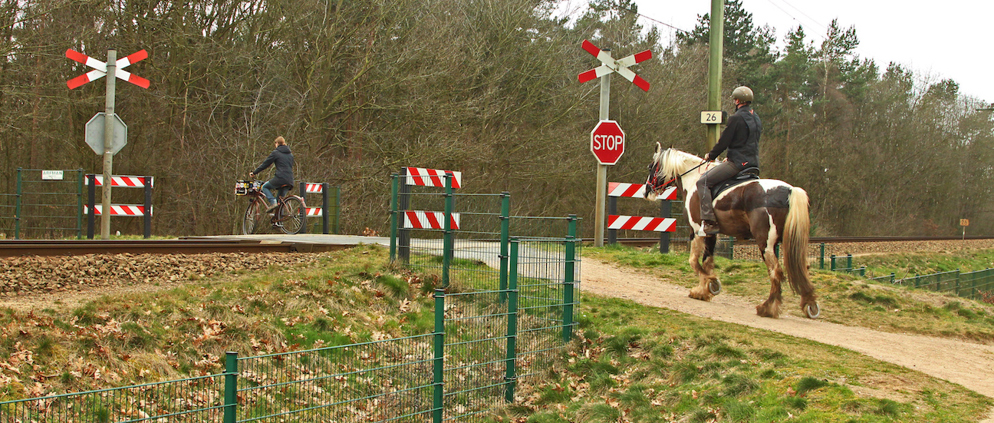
[591,120,625,165]
[578,40,650,246]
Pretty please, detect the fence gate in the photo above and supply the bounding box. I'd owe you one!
[3,168,85,239]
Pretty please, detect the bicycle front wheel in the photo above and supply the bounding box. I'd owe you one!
[277,196,306,234]
[242,199,265,235]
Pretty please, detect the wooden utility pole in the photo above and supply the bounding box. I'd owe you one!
[706,0,725,151]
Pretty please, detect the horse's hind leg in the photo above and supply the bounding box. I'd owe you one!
[689,235,719,301]
[755,241,784,318]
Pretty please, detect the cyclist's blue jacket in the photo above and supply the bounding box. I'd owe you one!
[253,145,294,187]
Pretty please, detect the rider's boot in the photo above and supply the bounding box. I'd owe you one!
[700,220,721,236]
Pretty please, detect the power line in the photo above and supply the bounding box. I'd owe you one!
[636,13,689,34]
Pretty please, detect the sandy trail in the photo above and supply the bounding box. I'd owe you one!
[580,258,994,422]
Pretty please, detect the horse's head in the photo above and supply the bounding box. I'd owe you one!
[644,142,677,200]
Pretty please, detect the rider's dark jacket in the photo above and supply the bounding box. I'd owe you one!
[253,145,294,187]
[706,104,761,170]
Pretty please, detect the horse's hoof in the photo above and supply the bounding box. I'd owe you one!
[708,279,722,296]
[805,303,820,319]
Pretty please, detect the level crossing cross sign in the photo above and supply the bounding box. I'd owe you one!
[577,40,652,92]
[591,120,625,165]
[65,49,150,89]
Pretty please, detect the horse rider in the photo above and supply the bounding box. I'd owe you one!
[698,86,762,235]
[249,135,295,211]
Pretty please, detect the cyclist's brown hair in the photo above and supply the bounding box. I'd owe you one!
[274,136,286,146]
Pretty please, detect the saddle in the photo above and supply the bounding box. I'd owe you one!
[710,166,760,198]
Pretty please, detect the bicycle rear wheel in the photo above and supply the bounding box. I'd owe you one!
[242,199,265,235]
[277,196,306,234]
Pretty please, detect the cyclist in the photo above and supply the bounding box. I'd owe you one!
[249,135,294,211]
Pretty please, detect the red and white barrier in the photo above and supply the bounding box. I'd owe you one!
[85,175,154,188]
[304,183,324,193]
[608,215,675,232]
[83,205,152,216]
[405,167,462,189]
[608,182,675,200]
[403,211,460,230]
[305,207,324,217]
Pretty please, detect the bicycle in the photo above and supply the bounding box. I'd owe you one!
[234,180,307,235]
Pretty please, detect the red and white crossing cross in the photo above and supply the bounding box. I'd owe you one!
[577,40,652,92]
[66,49,150,89]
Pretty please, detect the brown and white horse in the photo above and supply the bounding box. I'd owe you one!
[644,144,819,319]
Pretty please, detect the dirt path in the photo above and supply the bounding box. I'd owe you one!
[581,258,994,422]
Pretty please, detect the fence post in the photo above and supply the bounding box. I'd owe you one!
[432,288,446,423]
[321,182,330,234]
[830,254,836,271]
[819,243,825,269]
[14,168,21,239]
[498,192,510,304]
[389,174,399,262]
[333,186,341,234]
[659,199,671,253]
[76,169,84,239]
[846,254,852,271]
[441,175,454,289]
[607,196,617,245]
[504,238,519,402]
[87,175,96,240]
[562,215,577,343]
[224,351,238,423]
[143,176,152,239]
[399,168,411,263]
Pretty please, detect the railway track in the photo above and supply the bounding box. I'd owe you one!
[1,236,992,257]
[611,236,994,248]
[0,239,345,257]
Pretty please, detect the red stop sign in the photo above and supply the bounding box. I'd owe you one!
[590,120,625,165]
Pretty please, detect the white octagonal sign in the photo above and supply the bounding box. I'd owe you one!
[85,112,128,155]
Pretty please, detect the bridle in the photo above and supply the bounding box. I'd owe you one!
[646,158,708,196]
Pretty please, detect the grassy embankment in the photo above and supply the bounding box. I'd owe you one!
[0,244,991,422]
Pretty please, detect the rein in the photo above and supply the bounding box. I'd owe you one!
[657,160,708,189]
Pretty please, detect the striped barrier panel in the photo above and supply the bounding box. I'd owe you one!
[85,175,154,188]
[608,215,675,232]
[402,210,460,230]
[298,182,340,234]
[85,174,154,239]
[608,182,676,200]
[83,205,152,216]
[404,167,462,189]
[608,182,678,252]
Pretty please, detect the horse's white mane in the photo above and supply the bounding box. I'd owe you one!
[655,147,704,181]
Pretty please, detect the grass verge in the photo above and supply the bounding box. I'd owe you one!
[584,244,994,344]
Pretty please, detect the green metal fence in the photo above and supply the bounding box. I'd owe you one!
[0,373,227,422]
[387,171,581,421]
[869,268,994,301]
[4,168,86,239]
[0,172,581,422]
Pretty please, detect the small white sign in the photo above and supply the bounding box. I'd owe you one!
[700,111,724,124]
[42,170,64,180]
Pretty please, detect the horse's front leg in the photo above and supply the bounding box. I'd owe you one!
[755,238,785,317]
[688,235,719,301]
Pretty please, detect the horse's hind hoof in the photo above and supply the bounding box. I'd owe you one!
[805,303,820,319]
[708,279,722,296]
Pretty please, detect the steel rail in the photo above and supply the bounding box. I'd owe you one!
[0,239,344,257]
[608,236,994,248]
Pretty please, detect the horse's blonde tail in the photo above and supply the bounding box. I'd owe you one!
[783,187,815,299]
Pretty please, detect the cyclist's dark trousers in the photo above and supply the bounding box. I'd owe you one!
[262,181,289,206]
[697,161,742,222]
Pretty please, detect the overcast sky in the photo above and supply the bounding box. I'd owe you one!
[560,0,993,103]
